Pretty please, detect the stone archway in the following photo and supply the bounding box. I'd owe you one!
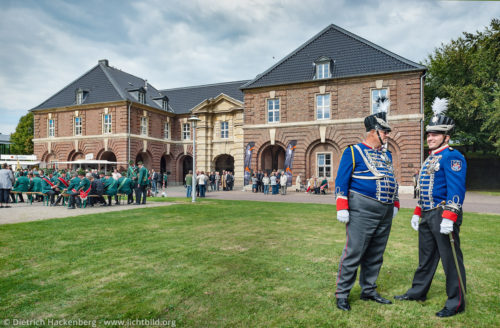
[259,144,286,175]
[135,151,152,169]
[214,154,234,173]
[176,155,193,184]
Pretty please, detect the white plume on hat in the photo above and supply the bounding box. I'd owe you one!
[378,98,391,113]
[431,97,448,115]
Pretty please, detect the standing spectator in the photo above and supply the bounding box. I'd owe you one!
[151,169,159,196]
[295,174,302,192]
[163,171,168,190]
[251,173,258,192]
[185,170,193,198]
[270,172,278,195]
[198,171,207,197]
[280,170,288,195]
[257,170,264,192]
[135,162,148,205]
[215,171,221,191]
[412,169,419,199]
[262,172,270,195]
[209,171,216,192]
[0,163,15,208]
[226,171,234,191]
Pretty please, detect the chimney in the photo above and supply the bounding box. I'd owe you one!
[98,59,109,66]
[144,79,148,91]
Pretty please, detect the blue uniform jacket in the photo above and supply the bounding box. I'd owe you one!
[335,143,399,210]
[416,145,466,221]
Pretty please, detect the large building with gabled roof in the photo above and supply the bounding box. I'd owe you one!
[241,24,426,190]
[31,24,425,189]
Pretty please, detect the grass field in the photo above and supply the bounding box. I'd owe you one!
[0,199,499,327]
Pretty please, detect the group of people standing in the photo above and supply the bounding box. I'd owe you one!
[334,98,467,319]
[250,170,289,195]
[184,170,234,198]
[0,160,167,209]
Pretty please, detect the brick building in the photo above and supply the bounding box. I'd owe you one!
[31,59,247,185]
[32,24,426,190]
[241,24,426,192]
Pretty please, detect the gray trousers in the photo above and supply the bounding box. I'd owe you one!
[406,207,466,310]
[335,192,394,298]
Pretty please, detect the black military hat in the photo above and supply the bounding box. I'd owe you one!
[364,112,391,132]
[426,97,455,135]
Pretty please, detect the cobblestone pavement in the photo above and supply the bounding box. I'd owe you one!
[1,187,498,225]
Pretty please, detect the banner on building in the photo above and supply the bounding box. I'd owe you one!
[284,140,297,187]
[243,142,255,186]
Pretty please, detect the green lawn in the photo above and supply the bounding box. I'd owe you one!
[0,199,499,327]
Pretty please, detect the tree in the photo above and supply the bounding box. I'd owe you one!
[10,112,34,154]
[424,18,500,154]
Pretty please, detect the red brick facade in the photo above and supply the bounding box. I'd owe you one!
[243,72,424,188]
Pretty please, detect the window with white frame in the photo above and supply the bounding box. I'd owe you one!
[220,121,229,139]
[316,94,330,120]
[182,123,191,140]
[164,122,170,139]
[371,88,388,114]
[103,114,112,134]
[317,153,332,178]
[48,119,55,137]
[76,91,84,105]
[140,117,148,135]
[267,98,280,123]
[316,62,331,79]
[138,91,146,104]
[162,99,168,110]
[74,117,82,136]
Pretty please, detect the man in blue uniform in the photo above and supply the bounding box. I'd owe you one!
[394,98,467,318]
[334,108,400,311]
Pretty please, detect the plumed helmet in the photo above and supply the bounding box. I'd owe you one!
[426,97,455,135]
[364,112,391,132]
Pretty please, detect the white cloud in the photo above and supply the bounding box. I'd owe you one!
[0,0,499,136]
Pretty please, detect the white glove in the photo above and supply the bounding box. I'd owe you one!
[440,218,454,234]
[393,207,399,218]
[411,215,420,231]
[337,210,349,224]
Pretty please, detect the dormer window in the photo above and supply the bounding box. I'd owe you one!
[154,95,169,110]
[314,56,333,79]
[75,88,88,105]
[138,91,146,104]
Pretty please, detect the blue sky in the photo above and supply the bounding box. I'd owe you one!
[1,0,499,135]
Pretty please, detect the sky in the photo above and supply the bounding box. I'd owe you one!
[0,0,499,135]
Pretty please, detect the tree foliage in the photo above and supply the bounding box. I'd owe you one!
[424,18,500,154]
[10,112,34,154]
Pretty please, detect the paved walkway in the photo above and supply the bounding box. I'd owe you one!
[0,187,498,225]
[163,186,500,215]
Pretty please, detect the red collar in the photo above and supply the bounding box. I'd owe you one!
[430,145,449,155]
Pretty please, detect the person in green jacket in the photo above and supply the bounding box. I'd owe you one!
[31,171,43,202]
[11,171,30,203]
[40,170,57,205]
[127,160,137,203]
[134,162,148,205]
[103,172,118,206]
[116,172,134,204]
[68,171,89,209]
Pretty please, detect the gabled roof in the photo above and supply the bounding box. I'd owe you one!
[160,80,249,114]
[31,60,172,112]
[241,24,426,90]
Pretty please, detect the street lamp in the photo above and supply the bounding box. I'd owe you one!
[188,115,201,203]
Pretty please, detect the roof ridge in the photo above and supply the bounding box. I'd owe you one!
[241,23,425,89]
[329,23,426,69]
[241,25,334,89]
[161,80,250,92]
[100,64,129,101]
[30,63,101,110]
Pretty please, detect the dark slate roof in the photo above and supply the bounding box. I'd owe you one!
[32,60,173,112]
[160,80,249,114]
[241,24,426,90]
